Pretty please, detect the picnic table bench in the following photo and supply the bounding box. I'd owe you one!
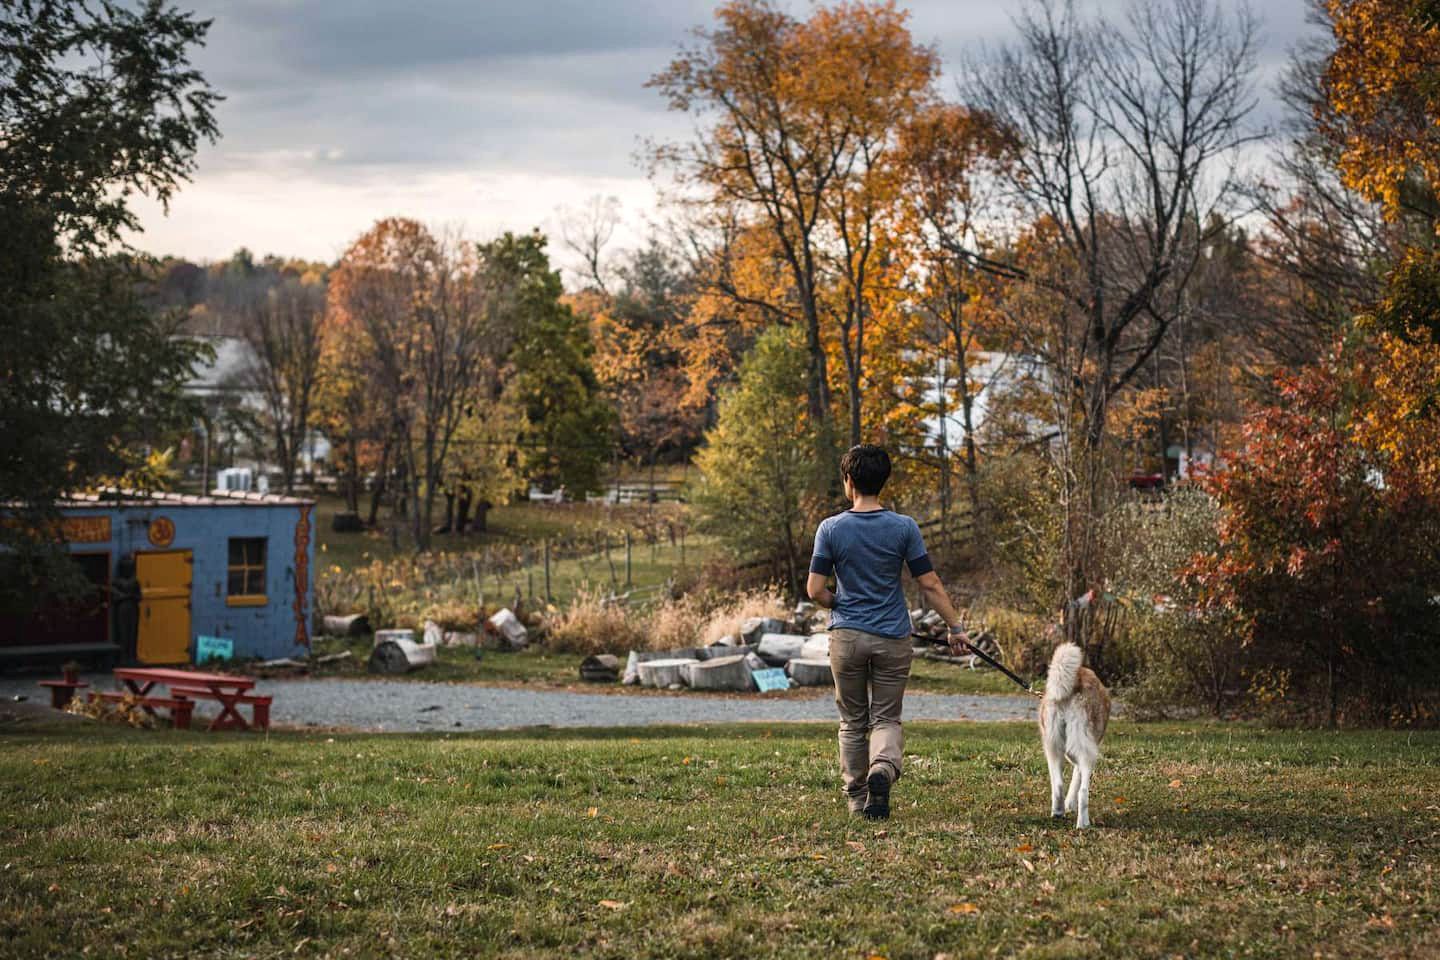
[88,689,194,729]
[105,667,272,732]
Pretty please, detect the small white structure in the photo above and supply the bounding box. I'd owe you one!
[215,466,253,492]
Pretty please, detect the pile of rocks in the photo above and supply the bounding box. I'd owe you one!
[367,607,532,675]
[593,601,1004,693]
[593,601,836,693]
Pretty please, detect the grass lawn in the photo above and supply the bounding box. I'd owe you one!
[3,719,1436,958]
[306,638,1022,697]
[312,493,696,570]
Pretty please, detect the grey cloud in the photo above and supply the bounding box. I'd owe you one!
[146,0,1313,260]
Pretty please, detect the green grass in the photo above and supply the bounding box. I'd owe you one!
[312,492,716,610]
[306,637,1021,697]
[3,720,1436,958]
[312,493,695,567]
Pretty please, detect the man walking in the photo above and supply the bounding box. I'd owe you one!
[807,444,966,819]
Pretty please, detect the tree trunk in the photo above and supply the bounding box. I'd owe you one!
[344,436,360,514]
[275,422,293,494]
[848,367,862,448]
[456,487,472,535]
[936,355,950,552]
[367,440,391,528]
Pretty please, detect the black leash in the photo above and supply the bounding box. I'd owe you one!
[912,632,1040,697]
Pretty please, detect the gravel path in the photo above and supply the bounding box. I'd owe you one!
[1,674,1036,732]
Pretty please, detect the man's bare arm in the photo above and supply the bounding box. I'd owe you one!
[807,572,835,609]
[914,571,968,652]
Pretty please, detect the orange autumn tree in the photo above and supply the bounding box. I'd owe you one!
[1320,0,1440,222]
[327,219,510,550]
[582,241,708,475]
[649,0,940,459]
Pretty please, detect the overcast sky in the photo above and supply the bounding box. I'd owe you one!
[130,0,1314,274]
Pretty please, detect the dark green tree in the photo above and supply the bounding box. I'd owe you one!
[1,0,220,615]
[484,232,615,495]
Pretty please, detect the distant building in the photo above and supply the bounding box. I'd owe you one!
[0,489,315,667]
[182,334,331,477]
[917,350,1057,452]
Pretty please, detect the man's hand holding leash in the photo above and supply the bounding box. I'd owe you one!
[946,623,969,658]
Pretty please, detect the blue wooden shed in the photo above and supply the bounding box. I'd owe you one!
[0,489,315,666]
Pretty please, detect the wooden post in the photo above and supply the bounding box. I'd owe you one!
[624,531,632,589]
[605,533,618,590]
[680,527,686,566]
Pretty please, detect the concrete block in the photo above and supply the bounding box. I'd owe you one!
[685,654,756,691]
[786,657,834,687]
[757,633,808,666]
[636,657,700,688]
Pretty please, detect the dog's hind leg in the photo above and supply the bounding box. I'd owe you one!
[1044,726,1066,819]
[1065,763,1080,814]
[1074,755,1094,829]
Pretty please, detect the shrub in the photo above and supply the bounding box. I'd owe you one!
[690,587,789,648]
[1098,487,1246,717]
[966,602,1052,678]
[645,590,723,651]
[691,325,827,597]
[544,588,647,655]
[1193,347,1440,727]
[977,452,1065,616]
[421,599,480,633]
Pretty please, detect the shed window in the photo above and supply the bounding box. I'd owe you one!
[227,537,266,603]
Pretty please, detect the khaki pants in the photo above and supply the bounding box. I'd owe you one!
[829,627,913,811]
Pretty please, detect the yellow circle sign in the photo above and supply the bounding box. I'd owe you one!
[148,516,175,547]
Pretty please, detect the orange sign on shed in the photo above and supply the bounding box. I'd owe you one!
[147,516,175,547]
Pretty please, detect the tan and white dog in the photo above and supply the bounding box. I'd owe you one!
[1039,642,1111,828]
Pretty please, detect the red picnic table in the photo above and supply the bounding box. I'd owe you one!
[110,667,271,731]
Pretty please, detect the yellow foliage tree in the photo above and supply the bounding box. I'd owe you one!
[1321,0,1440,221]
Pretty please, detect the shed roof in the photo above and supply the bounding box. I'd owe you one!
[61,487,315,508]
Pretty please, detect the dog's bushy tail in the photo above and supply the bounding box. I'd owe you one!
[1044,643,1084,701]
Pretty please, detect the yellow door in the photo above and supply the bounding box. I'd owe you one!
[137,550,192,664]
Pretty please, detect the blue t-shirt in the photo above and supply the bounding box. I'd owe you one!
[809,509,932,639]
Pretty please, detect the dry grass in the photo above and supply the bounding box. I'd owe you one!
[544,586,789,655]
[693,587,791,647]
[543,587,648,655]
[647,587,788,649]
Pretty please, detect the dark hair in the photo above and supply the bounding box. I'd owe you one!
[840,444,891,496]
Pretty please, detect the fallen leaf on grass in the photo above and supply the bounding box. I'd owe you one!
[586,807,599,818]
[811,853,828,861]
[1113,797,1126,804]
[487,843,509,850]
[1015,843,1034,853]
[948,902,980,915]
[598,900,627,910]
[325,863,338,874]
[846,841,866,853]
[1021,859,1035,873]
[1168,779,1183,789]
[1367,914,1397,930]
